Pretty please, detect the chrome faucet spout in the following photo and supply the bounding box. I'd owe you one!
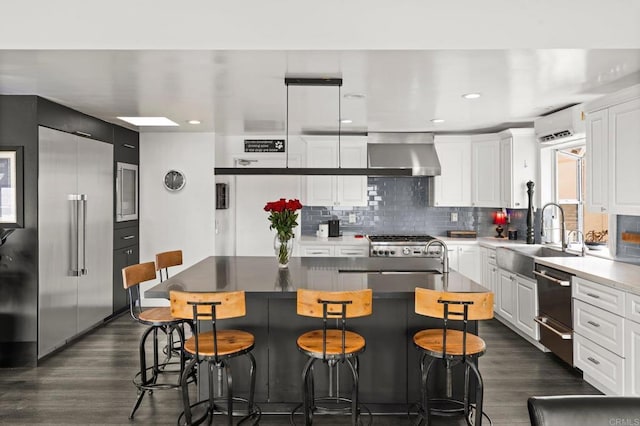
[540,202,567,252]
[425,238,449,274]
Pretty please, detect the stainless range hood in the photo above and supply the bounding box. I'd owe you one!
[367,132,441,176]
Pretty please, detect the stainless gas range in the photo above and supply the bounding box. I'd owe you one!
[368,235,437,257]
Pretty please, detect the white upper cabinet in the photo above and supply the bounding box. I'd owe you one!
[471,135,501,207]
[304,137,368,207]
[585,84,640,215]
[586,108,609,213]
[499,129,537,209]
[608,98,640,215]
[433,136,472,207]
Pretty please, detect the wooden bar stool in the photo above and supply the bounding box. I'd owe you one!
[170,290,260,426]
[122,261,188,419]
[156,249,183,282]
[413,287,494,426]
[291,289,373,426]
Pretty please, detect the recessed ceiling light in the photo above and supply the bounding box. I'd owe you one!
[187,120,201,125]
[117,117,179,126]
[461,93,482,100]
[340,119,353,124]
[343,93,365,99]
[431,119,445,124]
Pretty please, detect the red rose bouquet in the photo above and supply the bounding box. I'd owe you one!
[264,198,302,266]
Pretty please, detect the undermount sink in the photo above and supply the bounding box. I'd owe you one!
[496,245,578,280]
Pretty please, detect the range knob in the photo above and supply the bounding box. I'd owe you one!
[384,250,389,256]
[372,250,378,256]
[390,250,396,255]
[402,247,411,255]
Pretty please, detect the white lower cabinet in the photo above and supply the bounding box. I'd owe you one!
[335,245,368,257]
[497,269,516,323]
[448,244,480,283]
[574,299,624,357]
[515,275,539,340]
[480,248,498,312]
[301,245,335,257]
[625,318,640,396]
[299,242,368,257]
[574,333,625,395]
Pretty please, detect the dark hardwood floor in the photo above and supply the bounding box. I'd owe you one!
[0,315,599,425]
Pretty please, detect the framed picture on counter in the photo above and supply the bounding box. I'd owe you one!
[0,147,24,227]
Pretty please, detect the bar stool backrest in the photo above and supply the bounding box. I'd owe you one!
[170,290,246,363]
[415,288,494,321]
[297,289,373,319]
[122,261,157,319]
[156,250,183,282]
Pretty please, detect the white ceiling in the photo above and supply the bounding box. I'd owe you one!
[1,49,639,135]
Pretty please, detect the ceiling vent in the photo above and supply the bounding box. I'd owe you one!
[534,104,586,144]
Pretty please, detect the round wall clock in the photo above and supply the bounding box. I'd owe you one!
[163,169,186,192]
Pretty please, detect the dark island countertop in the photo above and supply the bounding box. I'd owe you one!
[144,256,488,299]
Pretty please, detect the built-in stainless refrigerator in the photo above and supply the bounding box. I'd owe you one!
[38,126,113,358]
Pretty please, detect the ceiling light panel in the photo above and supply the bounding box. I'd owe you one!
[117,117,180,126]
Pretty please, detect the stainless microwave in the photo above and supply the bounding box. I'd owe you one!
[116,162,138,222]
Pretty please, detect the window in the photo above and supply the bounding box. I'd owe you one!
[554,145,608,249]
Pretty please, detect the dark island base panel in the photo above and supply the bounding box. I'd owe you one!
[196,297,479,413]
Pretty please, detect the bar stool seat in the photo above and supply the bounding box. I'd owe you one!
[183,330,254,357]
[137,306,176,323]
[414,329,486,357]
[297,330,366,358]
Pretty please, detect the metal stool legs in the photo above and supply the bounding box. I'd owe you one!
[416,353,485,426]
[179,352,259,426]
[130,323,186,419]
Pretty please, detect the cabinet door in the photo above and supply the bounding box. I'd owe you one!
[586,109,608,213]
[609,98,640,215]
[433,137,472,206]
[515,276,539,340]
[113,246,139,313]
[488,263,498,312]
[457,245,480,283]
[114,125,139,164]
[336,140,368,206]
[335,245,369,257]
[305,141,337,206]
[626,319,640,396]
[471,138,501,207]
[498,269,516,323]
[499,137,512,208]
[446,245,459,272]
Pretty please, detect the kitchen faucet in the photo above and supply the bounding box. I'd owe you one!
[568,230,586,256]
[425,238,449,274]
[540,202,567,252]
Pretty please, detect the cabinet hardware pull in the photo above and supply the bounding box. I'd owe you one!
[342,251,363,255]
[489,255,496,259]
[74,130,92,137]
[586,292,600,299]
[587,356,600,365]
[533,270,570,286]
[534,316,572,339]
[309,251,325,255]
[587,320,600,328]
[122,235,135,240]
[123,143,136,149]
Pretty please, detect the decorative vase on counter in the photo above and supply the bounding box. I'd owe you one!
[274,235,293,268]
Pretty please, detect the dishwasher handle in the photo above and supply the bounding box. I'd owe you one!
[533,270,570,287]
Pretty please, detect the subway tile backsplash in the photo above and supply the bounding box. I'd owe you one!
[301,177,528,239]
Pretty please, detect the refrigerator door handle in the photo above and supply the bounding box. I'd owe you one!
[80,194,88,275]
[68,194,81,276]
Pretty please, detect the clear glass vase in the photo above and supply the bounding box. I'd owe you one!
[273,235,293,268]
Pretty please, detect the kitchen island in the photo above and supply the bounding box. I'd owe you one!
[145,256,489,413]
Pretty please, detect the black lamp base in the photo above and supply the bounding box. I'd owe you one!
[495,225,505,238]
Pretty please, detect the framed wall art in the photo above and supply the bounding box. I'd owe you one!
[0,147,24,227]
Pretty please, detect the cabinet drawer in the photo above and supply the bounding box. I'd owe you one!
[335,245,368,257]
[626,292,640,324]
[301,246,335,257]
[487,249,497,266]
[573,276,625,315]
[114,227,138,250]
[574,299,624,357]
[574,333,624,395]
[114,126,139,164]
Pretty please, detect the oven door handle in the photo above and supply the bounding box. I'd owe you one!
[534,316,573,340]
[533,270,570,286]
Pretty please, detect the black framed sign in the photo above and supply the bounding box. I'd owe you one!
[244,139,285,153]
[0,146,24,228]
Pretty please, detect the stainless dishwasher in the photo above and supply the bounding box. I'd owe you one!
[533,263,575,366]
